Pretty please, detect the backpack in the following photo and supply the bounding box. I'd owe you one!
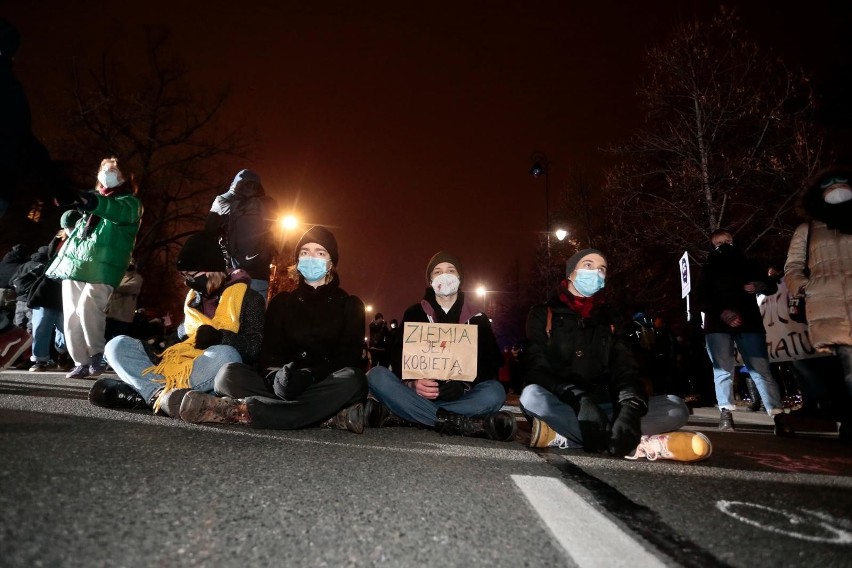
[11,262,44,297]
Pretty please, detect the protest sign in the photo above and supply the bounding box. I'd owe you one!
[758,281,826,362]
[401,322,478,381]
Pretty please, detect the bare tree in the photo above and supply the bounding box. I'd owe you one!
[60,28,254,313]
[605,8,822,268]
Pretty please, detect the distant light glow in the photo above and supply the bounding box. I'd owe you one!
[555,229,568,241]
[475,285,487,298]
[280,215,298,230]
[365,304,373,313]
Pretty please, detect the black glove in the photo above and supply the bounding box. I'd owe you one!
[437,380,466,401]
[272,363,316,401]
[609,399,646,457]
[577,397,611,452]
[194,325,223,350]
[75,193,98,212]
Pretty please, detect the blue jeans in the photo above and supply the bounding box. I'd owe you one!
[104,335,242,403]
[519,385,690,449]
[30,307,66,361]
[366,365,506,426]
[705,332,781,413]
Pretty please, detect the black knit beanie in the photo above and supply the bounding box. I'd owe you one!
[294,226,339,266]
[565,248,605,276]
[177,232,226,272]
[426,251,463,284]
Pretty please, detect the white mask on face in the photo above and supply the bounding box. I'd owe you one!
[431,273,460,297]
[824,186,852,204]
[97,170,122,188]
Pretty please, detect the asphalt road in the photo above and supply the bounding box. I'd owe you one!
[1,371,850,567]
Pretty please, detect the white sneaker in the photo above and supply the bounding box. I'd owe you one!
[626,432,713,462]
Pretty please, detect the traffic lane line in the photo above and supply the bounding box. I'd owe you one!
[512,474,667,568]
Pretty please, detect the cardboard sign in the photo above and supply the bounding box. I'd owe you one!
[401,322,478,381]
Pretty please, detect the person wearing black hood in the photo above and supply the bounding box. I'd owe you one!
[696,231,784,431]
[205,169,278,303]
[784,166,852,443]
[179,225,369,434]
[0,243,28,310]
[522,249,711,462]
[9,245,48,333]
[364,251,517,441]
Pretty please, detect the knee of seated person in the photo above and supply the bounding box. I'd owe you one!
[519,384,547,411]
[663,394,690,424]
[213,362,244,393]
[366,364,396,384]
[204,344,241,361]
[104,335,134,359]
[475,379,508,405]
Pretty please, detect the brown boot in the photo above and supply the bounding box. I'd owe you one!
[179,392,250,425]
[321,403,365,434]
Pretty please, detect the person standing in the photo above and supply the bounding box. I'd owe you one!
[45,157,142,379]
[179,226,368,433]
[521,249,709,461]
[784,166,852,443]
[696,230,784,430]
[205,169,277,303]
[365,251,517,441]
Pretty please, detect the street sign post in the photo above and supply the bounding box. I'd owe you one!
[679,251,691,320]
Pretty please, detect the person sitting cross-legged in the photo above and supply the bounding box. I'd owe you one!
[88,231,264,417]
[521,248,712,462]
[365,251,517,441]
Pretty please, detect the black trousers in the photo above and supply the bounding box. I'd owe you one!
[214,363,368,430]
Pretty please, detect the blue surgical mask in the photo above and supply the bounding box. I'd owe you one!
[572,269,605,297]
[297,256,329,282]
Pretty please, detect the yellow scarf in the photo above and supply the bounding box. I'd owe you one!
[144,282,247,397]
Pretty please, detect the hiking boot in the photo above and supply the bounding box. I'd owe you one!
[179,392,250,424]
[66,364,90,380]
[626,432,713,462]
[530,417,570,449]
[0,325,32,371]
[88,352,107,377]
[29,360,51,372]
[321,403,365,434]
[365,398,390,428]
[719,408,735,431]
[88,378,148,409]
[156,388,191,418]
[434,409,518,441]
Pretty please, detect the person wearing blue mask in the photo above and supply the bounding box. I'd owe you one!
[179,225,369,433]
[521,249,712,462]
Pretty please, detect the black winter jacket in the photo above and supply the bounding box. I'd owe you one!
[260,279,365,380]
[524,294,647,408]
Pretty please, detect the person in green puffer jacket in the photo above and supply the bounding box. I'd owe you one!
[46,157,142,380]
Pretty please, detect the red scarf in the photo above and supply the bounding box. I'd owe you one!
[557,279,602,318]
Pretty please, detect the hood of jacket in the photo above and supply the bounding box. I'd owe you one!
[803,165,852,234]
[228,169,265,198]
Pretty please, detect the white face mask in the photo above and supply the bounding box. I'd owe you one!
[431,273,460,297]
[97,170,122,189]
[824,186,852,205]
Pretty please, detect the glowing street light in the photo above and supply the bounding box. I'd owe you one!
[475,285,487,298]
[280,214,298,230]
[555,228,568,241]
[365,304,373,313]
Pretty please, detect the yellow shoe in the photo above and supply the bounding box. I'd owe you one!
[626,432,712,462]
[530,418,570,448]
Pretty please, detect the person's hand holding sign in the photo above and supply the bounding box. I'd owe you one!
[407,378,440,399]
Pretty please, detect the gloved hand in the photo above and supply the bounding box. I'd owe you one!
[74,193,98,212]
[194,325,223,349]
[437,380,466,401]
[609,399,645,457]
[272,363,316,401]
[577,397,611,452]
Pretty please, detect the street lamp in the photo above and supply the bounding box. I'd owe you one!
[555,228,568,241]
[475,285,487,298]
[365,304,373,314]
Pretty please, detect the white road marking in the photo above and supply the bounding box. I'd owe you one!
[512,474,666,568]
[716,501,852,544]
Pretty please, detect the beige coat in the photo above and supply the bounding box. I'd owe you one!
[784,220,852,349]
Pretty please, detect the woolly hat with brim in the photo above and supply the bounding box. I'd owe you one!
[294,225,339,266]
[60,209,83,229]
[426,251,463,284]
[565,248,605,277]
[176,232,226,273]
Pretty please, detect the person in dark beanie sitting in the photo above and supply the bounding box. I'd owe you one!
[365,251,517,441]
[521,249,711,461]
[88,231,265,417]
[179,225,369,433]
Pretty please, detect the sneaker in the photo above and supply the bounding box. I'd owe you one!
[66,364,90,380]
[156,388,191,418]
[88,378,148,409]
[434,409,518,441]
[321,403,365,434]
[0,325,33,371]
[28,360,51,372]
[179,392,250,424]
[719,408,735,431]
[88,352,107,377]
[626,432,713,462]
[530,418,570,449]
[365,398,390,428]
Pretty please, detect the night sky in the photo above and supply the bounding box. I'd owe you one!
[5,1,850,325]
